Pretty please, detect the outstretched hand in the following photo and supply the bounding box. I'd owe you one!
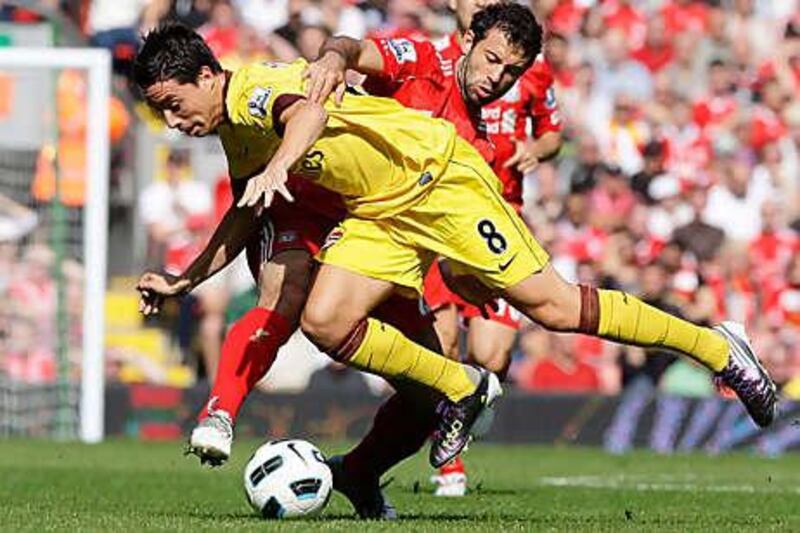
[237,165,294,209]
[136,272,191,316]
[303,52,348,107]
[503,139,540,174]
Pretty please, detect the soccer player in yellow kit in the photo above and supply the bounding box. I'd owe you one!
[134,22,776,469]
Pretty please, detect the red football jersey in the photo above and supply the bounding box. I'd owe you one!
[364,36,493,161]
[437,34,562,207]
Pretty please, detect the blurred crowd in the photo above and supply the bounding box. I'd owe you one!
[1,0,799,431]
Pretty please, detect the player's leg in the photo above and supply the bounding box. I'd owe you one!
[194,280,230,382]
[306,217,501,467]
[204,249,312,416]
[423,261,461,359]
[300,262,482,404]
[501,264,777,427]
[465,301,519,380]
[431,143,775,429]
[331,297,444,518]
[421,262,472,495]
[189,249,313,465]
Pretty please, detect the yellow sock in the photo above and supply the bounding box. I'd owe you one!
[596,289,729,372]
[347,318,477,402]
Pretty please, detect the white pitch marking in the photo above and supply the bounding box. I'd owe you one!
[538,475,800,494]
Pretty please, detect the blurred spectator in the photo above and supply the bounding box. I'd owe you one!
[645,173,692,242]
[567,132,602,194]
[139,150,212,271]
[751,78,790,151]
[234,0,290,35]
[602,0,645,50]
[588,163,636,231]
[592,29,653,105]
[703,154,774,242]
[660,0,710,35]
[692,59,738,134]
[515,329,600,393]
[660,95,712,183]
[87,0,170,74]
[631,15,673,74]
[597,93,649,174]
[672,186,725,262]
[630,140,667,204]
[138,150,225,380]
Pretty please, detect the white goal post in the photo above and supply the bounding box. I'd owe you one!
[0,48,111,443]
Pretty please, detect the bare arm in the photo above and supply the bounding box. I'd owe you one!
[304,37,385,105]
[136,192,258,315]
[530,131,563,163]
[238,99,328,208]
[179,201,258,289]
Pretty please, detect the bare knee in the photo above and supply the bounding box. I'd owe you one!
[300,304,354,352]
[468,325,513,379]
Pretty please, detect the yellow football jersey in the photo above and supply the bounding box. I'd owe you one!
[218,59,462,218]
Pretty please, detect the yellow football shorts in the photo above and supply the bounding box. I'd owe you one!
[316,141,551,296]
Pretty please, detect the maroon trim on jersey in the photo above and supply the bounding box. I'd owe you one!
[222,71,233,124]
[330,319,369,362]
[272,94,306,137]
[578,284,600,334]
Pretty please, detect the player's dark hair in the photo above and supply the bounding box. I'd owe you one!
[132,21,222,90]
[470,2,543,64]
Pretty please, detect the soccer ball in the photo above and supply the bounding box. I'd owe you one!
[243,439,333,519]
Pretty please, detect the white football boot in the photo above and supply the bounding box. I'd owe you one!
[186,400,233,467]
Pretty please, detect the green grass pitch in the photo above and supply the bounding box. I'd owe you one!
[1,439,799,531]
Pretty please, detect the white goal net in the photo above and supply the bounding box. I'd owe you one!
[0,48,110,442]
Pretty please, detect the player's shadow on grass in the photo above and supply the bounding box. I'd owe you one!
[398,513,522,522]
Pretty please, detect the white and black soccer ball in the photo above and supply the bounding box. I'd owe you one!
[243,439,333,519]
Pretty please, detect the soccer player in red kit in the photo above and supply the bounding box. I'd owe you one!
[424,0,565,495]
[305,0,559,498]
[430,0,563,384]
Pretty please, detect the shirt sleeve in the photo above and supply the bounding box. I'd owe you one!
[523,58,563,138]
[231,61,308,135]
[368,38,439,83]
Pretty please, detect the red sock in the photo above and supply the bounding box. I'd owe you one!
[439,455,465,475]
[200,307,293,421]
[344,386,440,480]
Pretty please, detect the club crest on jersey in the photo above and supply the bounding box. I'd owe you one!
[248,87,272,118]
[545,87,557,109]
[387,39,417,63]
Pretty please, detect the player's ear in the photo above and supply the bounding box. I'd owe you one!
[461,30,475,55]
[197,65,215,85]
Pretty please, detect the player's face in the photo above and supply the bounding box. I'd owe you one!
[462,28,529,106]
[449,0,500,33]
[144,67,221,137]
